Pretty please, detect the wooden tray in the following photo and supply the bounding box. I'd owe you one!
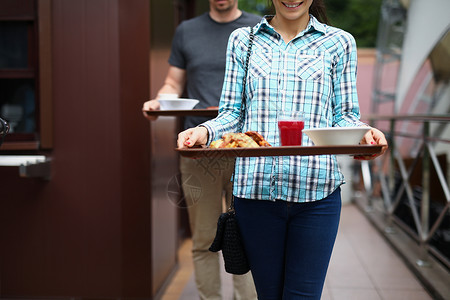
[145,109,218,117]
[175,145,384,158]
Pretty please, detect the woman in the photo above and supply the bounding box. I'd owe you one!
[178,0,388,299]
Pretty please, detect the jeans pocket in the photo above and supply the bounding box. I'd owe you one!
[296,54,324,81]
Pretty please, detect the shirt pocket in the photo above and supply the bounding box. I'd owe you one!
[248,48,272,80]
[296,53,324,81]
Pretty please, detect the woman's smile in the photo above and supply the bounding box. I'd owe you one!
[282,1,304,9]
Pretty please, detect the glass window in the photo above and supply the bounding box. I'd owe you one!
[0,22,29,69]
[0,17,38,146]
[0,0,49,150]
[0,78,36,133]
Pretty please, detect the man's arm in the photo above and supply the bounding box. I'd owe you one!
[142,65,187,120]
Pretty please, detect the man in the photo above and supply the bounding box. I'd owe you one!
[142,1,260,299]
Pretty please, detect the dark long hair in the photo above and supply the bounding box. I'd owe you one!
[310,0,329,24]
[267,0,330,25]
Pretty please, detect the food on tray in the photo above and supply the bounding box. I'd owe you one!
[245,131,272,147]
[210,131,271,148]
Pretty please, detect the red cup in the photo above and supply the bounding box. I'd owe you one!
[278,112,304,146]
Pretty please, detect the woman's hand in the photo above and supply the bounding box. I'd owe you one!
[177,126,209,149]
[354,127,388,160]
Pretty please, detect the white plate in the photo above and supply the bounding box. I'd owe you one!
[159,98,199,110]
[303,127,371,146]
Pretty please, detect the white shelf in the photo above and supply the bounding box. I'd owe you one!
[0,155,47,166]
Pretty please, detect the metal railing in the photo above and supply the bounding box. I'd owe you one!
[356,114,450,269]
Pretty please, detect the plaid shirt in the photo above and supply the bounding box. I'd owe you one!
[202,15,366,202]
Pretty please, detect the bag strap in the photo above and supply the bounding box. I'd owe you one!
[237,27,255,134]
[230,27,255,212]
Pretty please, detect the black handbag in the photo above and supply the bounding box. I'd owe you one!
[209,198,250,275]
[209,28,255,275]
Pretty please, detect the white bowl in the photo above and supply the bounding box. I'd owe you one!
[303,127,371,146]
[158,93,179,100]
[159,98,199,110]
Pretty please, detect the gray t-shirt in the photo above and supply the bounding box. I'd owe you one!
[168,12,261,129]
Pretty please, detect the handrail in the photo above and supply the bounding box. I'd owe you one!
[356,114,450,269]
[365,114,450,123]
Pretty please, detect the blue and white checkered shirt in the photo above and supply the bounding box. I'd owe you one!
[202,15,366,202]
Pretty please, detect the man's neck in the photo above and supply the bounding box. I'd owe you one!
[209,8,242,23]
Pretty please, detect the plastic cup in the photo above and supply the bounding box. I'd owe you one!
[278,112,304,146]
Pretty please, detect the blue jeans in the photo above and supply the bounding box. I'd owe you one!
[234,188,342,300]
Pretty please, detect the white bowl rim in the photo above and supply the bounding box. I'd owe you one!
[303,127,371,146]
[303,127,370,132]
[159,98,200,110]
[158,98,199,102]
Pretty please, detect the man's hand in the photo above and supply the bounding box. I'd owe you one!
[142,66,186,121]
[142,99,161,121]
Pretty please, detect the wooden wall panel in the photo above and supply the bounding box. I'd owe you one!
[38,0,53,148]
[0,0,160,298]
[117,0,153,297]
[0,0,35,19]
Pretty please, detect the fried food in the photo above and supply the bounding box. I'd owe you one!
[210,139,225,148]
[224,133,260,148]
[209,131,271,148]
[245,131,272,147]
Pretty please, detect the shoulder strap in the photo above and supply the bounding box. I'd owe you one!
[238,27,255,133]
[231,27,255,211]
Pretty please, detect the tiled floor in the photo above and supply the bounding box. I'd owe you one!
[161,203,433,300]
